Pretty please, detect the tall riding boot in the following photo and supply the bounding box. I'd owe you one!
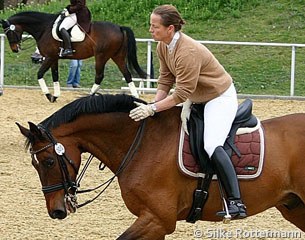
[211,146,247,219]
[60,28,73,57]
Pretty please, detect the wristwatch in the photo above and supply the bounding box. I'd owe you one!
[150,103,157,114]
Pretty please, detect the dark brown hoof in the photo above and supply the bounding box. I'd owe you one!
[46,94,57,103]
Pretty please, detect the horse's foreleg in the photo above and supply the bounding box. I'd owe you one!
[50,61,60,102]
[117,214,170,240]
[37,58,55,102]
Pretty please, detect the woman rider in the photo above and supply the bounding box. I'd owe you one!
[59,0,91,57]
[129,4,247,219]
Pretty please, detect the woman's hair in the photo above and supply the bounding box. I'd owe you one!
[152,4,186,31]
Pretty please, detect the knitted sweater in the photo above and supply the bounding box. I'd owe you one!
[156,33,232,104]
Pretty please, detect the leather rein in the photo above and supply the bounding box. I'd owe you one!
[30,120,146,208]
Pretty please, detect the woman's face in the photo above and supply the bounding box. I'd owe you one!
[149,13,174,44]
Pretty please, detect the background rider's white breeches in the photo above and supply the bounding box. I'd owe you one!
[59,13,77,30]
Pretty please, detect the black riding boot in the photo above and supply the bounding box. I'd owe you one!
[60,28,73,57]
[211,146,247,219]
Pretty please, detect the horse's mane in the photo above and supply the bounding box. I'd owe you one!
[9,11,57,25]
[40,94,146,130]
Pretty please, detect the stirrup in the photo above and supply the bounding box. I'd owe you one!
[59,48,73,57]
[216,200,247,219]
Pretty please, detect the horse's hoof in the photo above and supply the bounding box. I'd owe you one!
[46,94,57,103]
[46,93,53,102]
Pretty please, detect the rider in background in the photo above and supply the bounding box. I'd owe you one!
[59,0,91,57]
[129,4,247,219]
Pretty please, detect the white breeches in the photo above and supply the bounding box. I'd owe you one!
[204,83,238,158]
[59,14,77,30]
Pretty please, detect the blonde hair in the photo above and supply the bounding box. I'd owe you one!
[152,4,186,31]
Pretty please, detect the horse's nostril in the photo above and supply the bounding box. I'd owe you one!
[51,210,67,219]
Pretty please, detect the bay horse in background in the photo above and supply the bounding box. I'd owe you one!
[17,94,305,239]
[1,11,147,102]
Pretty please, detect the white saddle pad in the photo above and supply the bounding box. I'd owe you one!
[51,15,85,42]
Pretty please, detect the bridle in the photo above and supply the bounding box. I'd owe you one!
[30,120,146,208]
[30,124,78,195]
[2,20,22,45]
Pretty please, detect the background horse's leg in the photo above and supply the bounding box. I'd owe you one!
[37,58,54,102]
[50,61,60,102]
[90,56,107,95]
[112,55,139,98]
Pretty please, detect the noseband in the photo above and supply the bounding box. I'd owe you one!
[30,124,78,195]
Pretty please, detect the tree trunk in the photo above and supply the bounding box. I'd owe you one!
[0,0,4,11]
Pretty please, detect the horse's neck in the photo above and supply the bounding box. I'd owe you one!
[22,24,46,41]
[69,114,141,173]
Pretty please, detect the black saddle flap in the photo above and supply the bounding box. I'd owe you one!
[187,104,211,172]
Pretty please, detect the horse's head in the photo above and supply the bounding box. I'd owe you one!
[16,122,81,219]
[1,19,22,52]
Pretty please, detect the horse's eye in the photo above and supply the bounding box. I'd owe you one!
[43,158,55,168]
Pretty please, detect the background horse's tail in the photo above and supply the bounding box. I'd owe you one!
[120,26,148,79]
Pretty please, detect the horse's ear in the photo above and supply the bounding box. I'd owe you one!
[1,19,10,29]
[16,122,31,139]
[16,122,43,140]
[28,122,43,138]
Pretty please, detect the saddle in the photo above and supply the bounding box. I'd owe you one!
[188,98,258,172]
[186,98,259,223]
[51,15,85,42]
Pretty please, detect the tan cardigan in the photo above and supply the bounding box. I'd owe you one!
[156,33,232,104]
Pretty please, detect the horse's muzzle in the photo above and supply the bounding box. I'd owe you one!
[10,43,20,53]
[50,209,67,219]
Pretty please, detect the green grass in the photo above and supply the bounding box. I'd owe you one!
[1,0,305,96]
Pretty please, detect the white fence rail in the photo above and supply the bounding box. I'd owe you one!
[0,34,5,93]
[1,34,305,96]
[135,38,305,96]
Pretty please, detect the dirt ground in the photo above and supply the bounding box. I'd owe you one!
[1,88,305,240]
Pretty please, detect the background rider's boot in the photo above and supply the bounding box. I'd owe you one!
[60,28,73,57]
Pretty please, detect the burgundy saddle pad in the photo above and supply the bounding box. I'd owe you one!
[178,125,264,179]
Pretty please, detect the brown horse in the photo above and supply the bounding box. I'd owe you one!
[1,11,146,102]
[17,94,305,239]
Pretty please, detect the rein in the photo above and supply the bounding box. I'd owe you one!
[30,120,146,208]
[76,22,97,47]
